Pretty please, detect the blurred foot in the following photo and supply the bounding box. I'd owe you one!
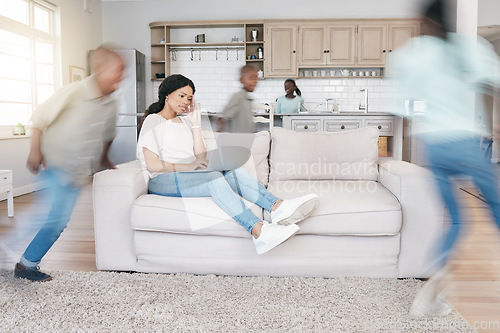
[410,268,450,317]
[14,262,52,282]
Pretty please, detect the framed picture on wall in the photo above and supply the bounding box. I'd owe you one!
[70,66,85,83]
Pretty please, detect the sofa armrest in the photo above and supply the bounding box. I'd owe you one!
[93,160,147,271]
[378,160,444,278]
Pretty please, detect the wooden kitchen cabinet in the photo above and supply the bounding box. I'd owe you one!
[385,22,420,75]
[358,21,420,67]
[388,23,420,52]
[357,23,387,66]
[149,19,419,80]
[298,20,419,69]
[298,25,325,66]
[299,24,355,66]
[298,22,384,67]
[327,25,356,66]
[265,24,298,77]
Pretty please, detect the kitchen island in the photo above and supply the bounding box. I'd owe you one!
[280,112,403,160]
[201,111,403,160]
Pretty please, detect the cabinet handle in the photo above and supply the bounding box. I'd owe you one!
[292,50,296,54]
[340,125,345,130]
[382,50,386,53]
[304,125,309,129]
[378,125,382,130]
[326,50,330,53]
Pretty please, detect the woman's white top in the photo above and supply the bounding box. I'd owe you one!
[137,114,197,178]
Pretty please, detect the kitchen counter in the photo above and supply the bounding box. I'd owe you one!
[202,111,396,117]
[201,111,275,116]
[277,112,395,116]
[199,111,402,160]
[281,112,403,160]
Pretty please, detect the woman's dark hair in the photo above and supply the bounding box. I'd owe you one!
[285,78,301,96]
[139,74,195,132]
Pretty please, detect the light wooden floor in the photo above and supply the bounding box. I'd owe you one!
[1,182,500,332]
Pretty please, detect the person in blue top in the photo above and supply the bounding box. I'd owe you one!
[275,79,306,114]
[390,0,500,318]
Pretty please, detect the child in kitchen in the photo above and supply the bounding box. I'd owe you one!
[137,74,319,255]
[217,65,257,133]
[14,46,124,282]
[275,79,306,114]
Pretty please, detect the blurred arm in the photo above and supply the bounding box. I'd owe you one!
[99,140,116,170]
[26,128,44,174]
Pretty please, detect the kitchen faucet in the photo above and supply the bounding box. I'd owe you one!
[325,98,335,112]
[359,89,368,113]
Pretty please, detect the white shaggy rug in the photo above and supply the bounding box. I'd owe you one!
[0,270,476,332]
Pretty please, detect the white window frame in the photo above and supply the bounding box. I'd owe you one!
[0,0,61,135]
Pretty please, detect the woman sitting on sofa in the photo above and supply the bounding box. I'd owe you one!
[137,74,319,254]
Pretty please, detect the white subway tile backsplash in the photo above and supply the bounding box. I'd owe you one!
[155,55,397,113]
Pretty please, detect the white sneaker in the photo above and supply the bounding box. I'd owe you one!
[271,194,320,225]
[410,292,452,317]
[253,223,300,254]
[429,295,453,317]
[410,268,450,317]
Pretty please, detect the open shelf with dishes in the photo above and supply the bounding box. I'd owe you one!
[150,21,265,81]
[298,67,384,79]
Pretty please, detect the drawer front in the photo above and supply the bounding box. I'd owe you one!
[365,120,394,136]
[324,120,362,132]
[0,170,12,186]
[291,119,321,132]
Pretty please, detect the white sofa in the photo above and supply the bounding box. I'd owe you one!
[93,127,444,278]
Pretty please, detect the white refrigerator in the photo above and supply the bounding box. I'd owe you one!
[108,49,146,165]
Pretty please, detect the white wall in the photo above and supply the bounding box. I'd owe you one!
[0,0,103,198]
[478,0,500,27]
[53,0,103,85]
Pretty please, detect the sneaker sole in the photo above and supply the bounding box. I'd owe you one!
[276,196,320,226]
[256,225,300,255]
[14,263,53,282]
[14,273,53,282]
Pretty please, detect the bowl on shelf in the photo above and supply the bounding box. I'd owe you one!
[155,73,165,79]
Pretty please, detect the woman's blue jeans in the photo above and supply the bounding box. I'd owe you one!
[148,168,279,233]
[425,135,500,268]
[21,169,81,267]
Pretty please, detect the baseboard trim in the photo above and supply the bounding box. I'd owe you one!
[0,180,48,201]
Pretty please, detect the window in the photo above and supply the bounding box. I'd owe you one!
[0,0,59,126]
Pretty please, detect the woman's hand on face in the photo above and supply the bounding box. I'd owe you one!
[190,158,209,171]
[186,97,200,126]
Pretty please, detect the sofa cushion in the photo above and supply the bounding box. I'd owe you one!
[269,127,379,181]
[131,179,401,238]
[131,194,262,238]
[267,180,401,235]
